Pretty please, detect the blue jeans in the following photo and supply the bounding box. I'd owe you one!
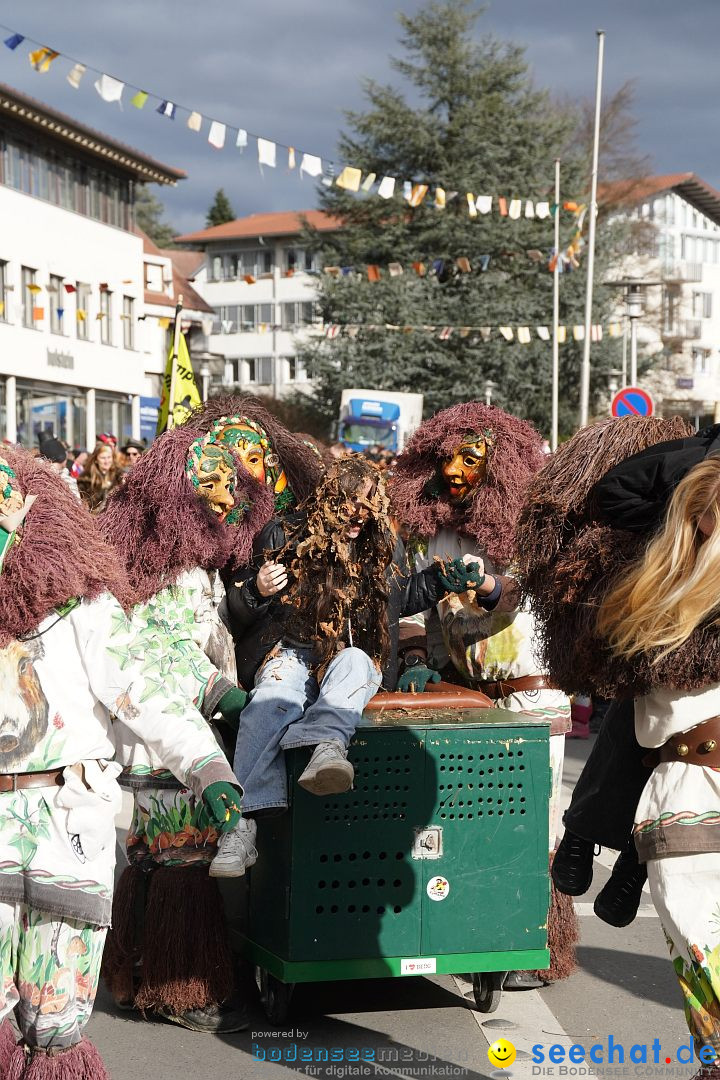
[233,644,382,812]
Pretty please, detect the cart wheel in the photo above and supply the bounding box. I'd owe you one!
[472,971,504,1013]
[256,966,294,1024]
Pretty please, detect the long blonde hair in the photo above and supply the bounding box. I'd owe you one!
[597,456,720,662]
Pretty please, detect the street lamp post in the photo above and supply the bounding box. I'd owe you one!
[625,285,643,386]
[484,380,496,407]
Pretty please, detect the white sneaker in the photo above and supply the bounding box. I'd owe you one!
[209,817,257,878]
[298,741,354,796]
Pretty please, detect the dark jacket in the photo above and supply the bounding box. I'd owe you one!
[224,515,447,690]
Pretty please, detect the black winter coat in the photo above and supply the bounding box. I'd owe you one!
[223,515,447,690]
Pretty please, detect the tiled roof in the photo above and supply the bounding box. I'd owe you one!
[164,249,204,280]
[0,81,185,185]
[175,209,342,245]
[602,172,720,224]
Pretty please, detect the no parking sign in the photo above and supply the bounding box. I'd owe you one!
[610,386,654,418]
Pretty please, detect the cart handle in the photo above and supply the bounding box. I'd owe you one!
[366,680,493,712]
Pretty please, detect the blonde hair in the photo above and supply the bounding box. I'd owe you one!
[597,456,720,662]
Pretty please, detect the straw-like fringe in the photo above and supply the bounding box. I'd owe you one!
[0,1018,17,1075]
[6,1040,108,1080]
[100,863,146,1006]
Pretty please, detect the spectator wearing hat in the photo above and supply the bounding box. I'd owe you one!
[120,438,145,470]
[38,436,80,499]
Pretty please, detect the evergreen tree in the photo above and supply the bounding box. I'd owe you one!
[298,0,621,437]
[206,189,236,228]
[134,184,177,248]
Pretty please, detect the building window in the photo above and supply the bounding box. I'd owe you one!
[284,247,317,273]
[282,301,320,329]
[247,357,273,384]
[76,283,90,340]
[0,260,7,323]
[122,295,135,349]
[287,357,311,382]
[145,263,164,292]
[693,291,712,319]
[49,274,65,335]
[693,348,711,375]
[21,266,38,329]
[100,289,112,345]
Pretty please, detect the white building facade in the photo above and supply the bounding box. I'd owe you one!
[175,211,339,399]
[0,82,185,447]
[610,173,720,424]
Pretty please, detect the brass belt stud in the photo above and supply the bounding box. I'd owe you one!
[676,743,690,757]
[701,740,717,753]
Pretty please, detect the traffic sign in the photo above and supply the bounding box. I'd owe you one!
[610,386,654,418]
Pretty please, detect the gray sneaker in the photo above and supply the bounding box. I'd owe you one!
[209,817,257,878]
[298,741,354,796]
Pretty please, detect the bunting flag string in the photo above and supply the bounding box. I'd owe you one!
[0,20,585,218]
[210,318,621,342]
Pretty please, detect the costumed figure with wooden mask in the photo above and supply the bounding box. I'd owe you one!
[390,401,577,989]
[0,450,244,1080]
[98,423,273,1034]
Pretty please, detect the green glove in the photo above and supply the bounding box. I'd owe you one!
[438,557,485,594]
[397,665,442,694]
[217,686,248,731]
[199,780,243,833]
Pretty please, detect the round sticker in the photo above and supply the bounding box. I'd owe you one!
[427,876,450,902]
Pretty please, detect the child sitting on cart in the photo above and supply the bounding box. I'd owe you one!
[213,456,483,877]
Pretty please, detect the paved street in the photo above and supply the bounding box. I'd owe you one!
[75,737,691,1079]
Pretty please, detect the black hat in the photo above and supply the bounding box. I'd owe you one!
[120,439,145,454]
[38,438,68,465]
[593,424,720,532]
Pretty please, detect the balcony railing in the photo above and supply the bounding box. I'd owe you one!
[662,319,703,341]
[662,262,703,283]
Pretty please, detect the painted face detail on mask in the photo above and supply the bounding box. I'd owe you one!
[186,441,241,524]
[441,434,493,503]
[0,459,23,518]
[209,416,295,512]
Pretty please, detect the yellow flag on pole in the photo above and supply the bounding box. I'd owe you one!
[156,332,201,434]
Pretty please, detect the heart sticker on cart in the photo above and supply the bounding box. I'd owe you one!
[426,875,450,901]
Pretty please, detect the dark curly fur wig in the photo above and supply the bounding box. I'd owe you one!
[515,415,703,697]
[388,402,544,569]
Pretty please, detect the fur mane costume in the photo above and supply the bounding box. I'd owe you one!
[388,402,544,567]
[100,425,274,608]
[186,394,323,508]
[515,415,698,698]
[0,447,128,647]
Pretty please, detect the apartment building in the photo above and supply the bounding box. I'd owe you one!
[608,173,720,424]
[0,82,185,446]
[175,210,341,398]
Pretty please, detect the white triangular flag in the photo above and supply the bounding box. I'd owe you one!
[94,74,124,105]
[558,325,567,343]
[525,200,535,218]
[403,181,412,202]
[208,121,226,149]
[573,325,585,341]
[67,63,85,89]
[536,326,550,341]
[300,153,322,177]
[377,176,396,199]
[517,326,531,343]
[257,138,276,168]
[475,195,493,214]
[535,202,550,219]
[509,199,522,220]
[499,327,514,341]
[187,111,203,132]
[236,129,248,149]
[361,172,377,192]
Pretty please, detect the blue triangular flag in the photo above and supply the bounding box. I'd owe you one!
[156,100,176,119]
[3,33,24,50]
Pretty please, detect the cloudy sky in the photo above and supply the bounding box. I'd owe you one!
[0,1,713,233]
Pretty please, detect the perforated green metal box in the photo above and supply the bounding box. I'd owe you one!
[244,709,550,985]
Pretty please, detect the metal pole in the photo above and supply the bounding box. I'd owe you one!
[579,30,605,428]
[621,318,628,387]
[630,316,638,385]
[551,158,561,451]
[166,295,184,431]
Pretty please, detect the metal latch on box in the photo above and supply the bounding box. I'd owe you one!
[412,826,443,859]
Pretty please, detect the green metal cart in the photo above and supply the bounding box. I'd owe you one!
[242,687,551,1022]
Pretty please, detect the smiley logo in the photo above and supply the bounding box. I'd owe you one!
[488,1039,516,1069]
